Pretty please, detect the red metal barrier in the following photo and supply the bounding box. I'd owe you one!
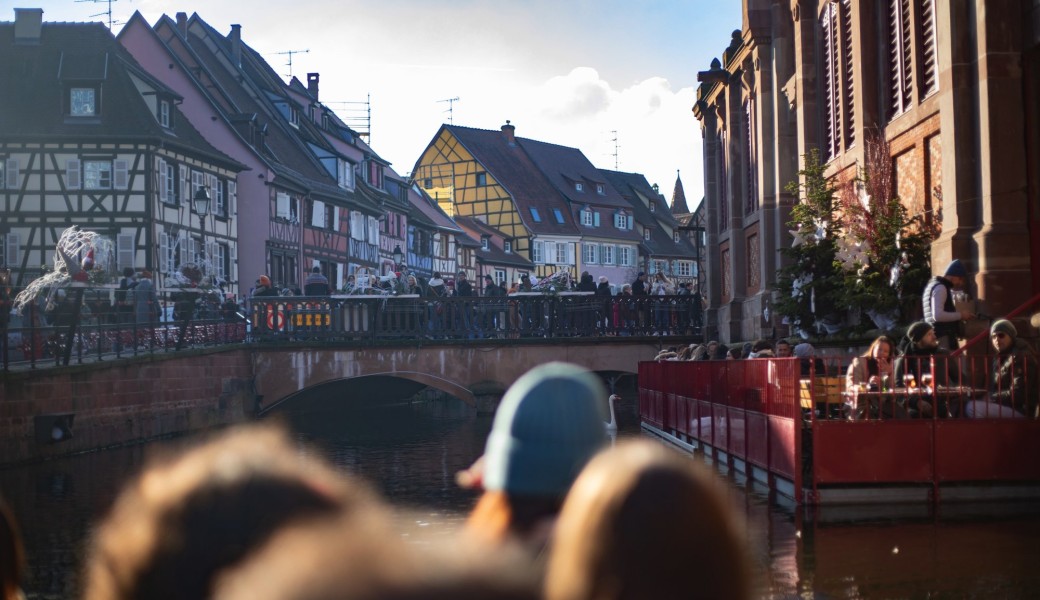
[640,355,1040,505]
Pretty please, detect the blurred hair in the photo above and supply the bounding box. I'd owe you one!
[82,424,377,600]
[863,335,896,358]
[545,441,751,600]
[466,489,562,547]
[0,497,25,600]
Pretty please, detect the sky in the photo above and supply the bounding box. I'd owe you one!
[23,0,742,210]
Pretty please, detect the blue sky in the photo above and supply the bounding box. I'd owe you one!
[21,0,742,207]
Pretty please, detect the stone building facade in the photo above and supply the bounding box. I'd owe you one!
[695,0,1040,344]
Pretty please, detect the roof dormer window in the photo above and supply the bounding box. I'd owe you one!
[159,100,170,128]
[481,236,490,250]
[650,201,656,213]
[69,87,97,117]
[644,229,652,241]
[596,183,605,195]
[575,182,584,192]
[552,208,565,224]
[504,240,512,253]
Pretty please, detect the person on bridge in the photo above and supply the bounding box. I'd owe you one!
[303,266,330,296]
[544,440,750,600]
[461,362,607,553]
[132,271,159,326]
[923,259,975,350]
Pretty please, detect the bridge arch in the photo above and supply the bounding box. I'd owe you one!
[260,371,478,415]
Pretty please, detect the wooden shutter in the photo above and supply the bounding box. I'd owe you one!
[920,0,938,97]
[159,232,170,273]
[179,165,189,204]
[178,234,190,268]
[841,0,855,148]
[821,3,839,160]
[5,233,21,266]
[114,159,129,189]
[158,158,168,202]
[4,158,18,189]
[117,233,135,271]
[66,159,81,190]
[228,180,237,216]
[889,0,913,115]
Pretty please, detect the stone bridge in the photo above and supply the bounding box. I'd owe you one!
[254,341,662,414]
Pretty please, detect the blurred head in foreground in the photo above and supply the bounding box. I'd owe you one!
[545,440,751,600]
[464,362,607,548]
[82,424,383,600]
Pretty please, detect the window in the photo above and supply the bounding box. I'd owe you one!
[1,158,18,190]
[745,100,759,214]
[575,182,584,192]
[159,160,177,204]
[920,0,938,98]
[276,192,297,221]
[650,202,656,213]
[531,240,543,263]
[365,161,383,189]
[338,159,354,190]
[117,233,134,271]
[644,229,651,241]
[84,160,112,189]
[423,177,433,189]
[481,237,490,251]
[70,87,96,116]
[213,177,226,216]
[552,208,565,224]
[613,212,631,229]
[311,199,329,229]
[529,207,542,222]
[677,261,692,277]
[582,243,597,265]
[820,1,854,159]
[494,269,506,286]
[503,240,512,253]
[596,184,605,195]
[476,172,487,186]
[555,242,570,264]
[580,208,593,226]
[191,169,207,202]
[602,244,615,265]
[159,100,170,128]
[619,246,634,267]
[674,231,681,243]
[216,243,229,280]
[888,0,913,117]
[654,260,667,274]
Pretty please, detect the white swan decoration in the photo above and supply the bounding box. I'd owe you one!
[605,394,619,432]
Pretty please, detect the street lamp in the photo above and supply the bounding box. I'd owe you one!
[193,187,211,272]
[392,244,403,271]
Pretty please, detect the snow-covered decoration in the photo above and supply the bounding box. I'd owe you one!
[789,224,815,247]
[835,236,871,273]
[530,270,571,294]
[13,226,113,311]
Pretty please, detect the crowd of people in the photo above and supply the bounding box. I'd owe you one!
[0,362,753,600]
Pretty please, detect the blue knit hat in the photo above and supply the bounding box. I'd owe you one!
[482,362,607,497]
[944,259,967,279]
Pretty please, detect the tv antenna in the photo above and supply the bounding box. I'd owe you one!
[324,94,371,143]
[76,0,120,30]
[609,130,620,170]
[275,49,309,78]
[438,97,460,125]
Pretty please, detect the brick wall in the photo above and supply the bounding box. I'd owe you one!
[0,350,255,464]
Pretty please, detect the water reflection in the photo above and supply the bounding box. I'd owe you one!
[1,386,1039,599]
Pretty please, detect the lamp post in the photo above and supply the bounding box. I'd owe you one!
[392,244,403,272]
[192,187,211,273]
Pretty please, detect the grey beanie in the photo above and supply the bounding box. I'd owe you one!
[907,320,933,343]
[482,362,607,497]
[990,319,1017,339]
[944,259,967,279]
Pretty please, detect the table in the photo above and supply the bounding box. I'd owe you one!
[841,386,985,420]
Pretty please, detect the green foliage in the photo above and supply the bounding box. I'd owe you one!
[774,149,845,335]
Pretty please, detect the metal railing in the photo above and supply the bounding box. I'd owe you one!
[1,288,704,371]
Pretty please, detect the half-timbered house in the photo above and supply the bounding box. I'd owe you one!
[1,9,243,292]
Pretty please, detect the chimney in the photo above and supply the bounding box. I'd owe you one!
[176,12,187,38]
[307,73,319,100]
[501,120,516,146]
[230,24,242,68]
[14,8,44,44]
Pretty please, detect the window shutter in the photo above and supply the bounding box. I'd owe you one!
[158,158,168,201]
[5,233,21,266]
[566,243,574,265]
[179,165,189,203]
[228,180,237,216]
[333,206,340,231]
[627,216,633,230]
[66,159,81,190]
[921,0,938,97]
[209,174,219,211]
[206,241,218,269]
[159,232,170,273]
[114,159,129,189]
[593,212,600,227]
[117,233,135,271]
[5,158,18,189]
[178,235,190,268]
[841,0,855,148]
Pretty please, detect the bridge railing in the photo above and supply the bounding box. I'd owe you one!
[248,293,704,342]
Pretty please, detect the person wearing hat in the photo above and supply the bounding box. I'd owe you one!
[923,259,975,350]
[460,362,608,552]
[133,270,159,327]
[303,265,330,296]
[893,321,960,418]
[482,274,504,297]
[963,319,1039,418]
[252,275,279,298]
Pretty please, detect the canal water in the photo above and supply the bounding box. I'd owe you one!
[2,383,1040,599]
